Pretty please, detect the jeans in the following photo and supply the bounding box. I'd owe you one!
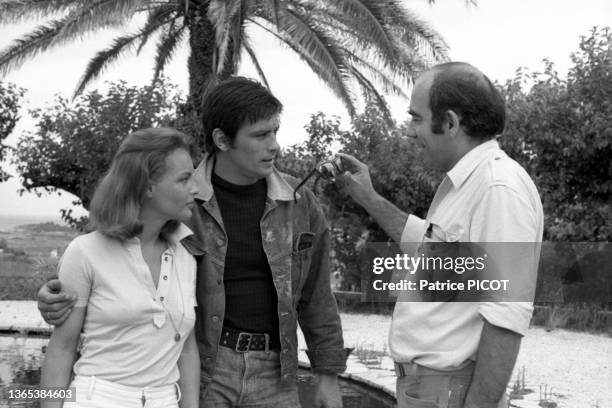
[395,362,508,408]
[201,345,301,408]
[63,375,180,408]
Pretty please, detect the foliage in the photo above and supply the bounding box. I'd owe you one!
[0,0,451,130]
[499,26,612,241]
[279,27,612,289]
[277,104,440,290]
[13,78,184,228]
[0,81,25,182]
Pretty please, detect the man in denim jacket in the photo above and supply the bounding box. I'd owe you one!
[37,77,349,408]
[187,77,348,407]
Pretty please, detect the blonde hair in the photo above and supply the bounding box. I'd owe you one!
[89,128,194,241]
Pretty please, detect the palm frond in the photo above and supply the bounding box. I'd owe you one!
[74,13,178,96]
[0,0,80,25]
[344,50,409,98]
[307,2,446,72]
[381,2,449,62]
[312,0,398,63]
[0,18,70,77]
[207,0,243,74]
[152,24,186,81]
[271,0,281,28]
[241,36,270,89]
[249,15,356,117]
[307,11,406,83]
[63,0,148,33]
[228,0,248,75]
[0,0,148,77]
[137,5,181,54]
[350,67,393,124]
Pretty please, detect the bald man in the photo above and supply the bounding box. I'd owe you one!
[337,62,543,408]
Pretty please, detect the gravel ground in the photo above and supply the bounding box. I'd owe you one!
[331,313,612,408]
[2,302,610,407]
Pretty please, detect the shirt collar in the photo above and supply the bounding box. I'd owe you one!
[125,223,193,253]
[164,223,194,247]
[446,139,500,188]
[193,152,296,202]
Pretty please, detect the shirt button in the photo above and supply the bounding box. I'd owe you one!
[160,296,165,301]
[164,256,169,261]
[216,238,225,246]
[282,349,288,354]
[163,276,168,280]
[217,278,222,285]
[211,316,219,323]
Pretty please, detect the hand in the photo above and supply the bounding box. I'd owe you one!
[37,279,76,325]
[313,373,342,408]
[335,153,377,207]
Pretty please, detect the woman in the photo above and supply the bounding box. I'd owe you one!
[41,128,200,408]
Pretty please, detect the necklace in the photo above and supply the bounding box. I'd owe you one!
[131,237,186,342]
[160,256,185,342]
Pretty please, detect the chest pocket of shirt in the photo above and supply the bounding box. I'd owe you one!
[291,232,315,298]
[419,223,467,302]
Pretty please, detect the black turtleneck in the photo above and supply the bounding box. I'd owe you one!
[211,172,280,347]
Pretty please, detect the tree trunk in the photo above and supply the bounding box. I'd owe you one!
[186,1,235,150]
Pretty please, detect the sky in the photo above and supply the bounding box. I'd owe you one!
[0,0,610,219]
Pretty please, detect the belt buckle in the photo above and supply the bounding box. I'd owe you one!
[236,332,252,352]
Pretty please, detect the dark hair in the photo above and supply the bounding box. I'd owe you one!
[89,127,194,241]
[201,77,283,152]
[429,62,505,139]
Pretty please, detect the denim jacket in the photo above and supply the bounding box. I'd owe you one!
[182,153,349,387]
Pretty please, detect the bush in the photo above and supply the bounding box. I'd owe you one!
[13,78,184,228]
[499,26,612,241]
[277,105,439,290]
[0,81,25,182]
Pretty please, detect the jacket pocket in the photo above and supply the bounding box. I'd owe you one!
[291,232,315,301]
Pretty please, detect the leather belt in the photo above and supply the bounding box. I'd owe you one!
[394,361,475,377]
[219,326,280,352]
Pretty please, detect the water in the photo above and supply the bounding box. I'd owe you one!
[0,335,395,408]
[0,216,63,232]
[0,335,46,407]
[297,372,395,408]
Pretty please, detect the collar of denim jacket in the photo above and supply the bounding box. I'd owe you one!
[193,153,296,202]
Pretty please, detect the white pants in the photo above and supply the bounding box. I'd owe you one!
[62,376,180,408]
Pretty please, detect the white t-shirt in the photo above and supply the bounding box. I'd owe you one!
[390,140,543,370]
[58,223,197,387]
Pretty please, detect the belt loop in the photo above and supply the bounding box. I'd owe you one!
[86,376,96,400]
[175,383,182,402]
[264,333,270,354]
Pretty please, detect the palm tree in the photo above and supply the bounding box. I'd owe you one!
[0,0,451,121]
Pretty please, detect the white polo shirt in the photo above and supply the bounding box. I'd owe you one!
[58,223,197,387]
[389,139,543,370]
